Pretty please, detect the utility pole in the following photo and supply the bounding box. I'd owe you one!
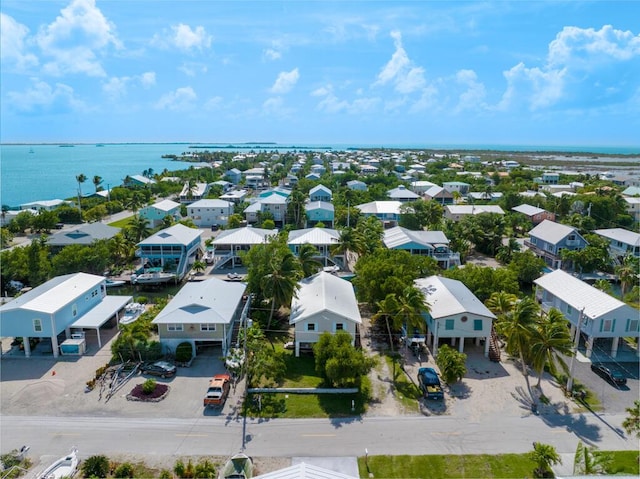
[566,307,585,393]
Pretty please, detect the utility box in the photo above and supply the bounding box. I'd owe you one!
[60,338,86,356]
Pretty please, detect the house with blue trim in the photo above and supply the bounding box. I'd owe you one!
[309,185,332,202]
[525,219,588,270]
[383,226,460,269]
[356,201,402,226]
[594,228,640,260]
[136,224,202,281]
[288,227,342,268]
[305,201,334,227]
[139,199,182,228]
[187,199,234,227]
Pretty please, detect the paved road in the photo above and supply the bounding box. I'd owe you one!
[0,410,632,461]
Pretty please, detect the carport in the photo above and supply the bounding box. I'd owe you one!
[72,295,132,348]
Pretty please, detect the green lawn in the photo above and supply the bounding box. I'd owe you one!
[607,450,640,475]
[107,216,133,228]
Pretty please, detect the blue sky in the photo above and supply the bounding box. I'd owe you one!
[1,1,639,147]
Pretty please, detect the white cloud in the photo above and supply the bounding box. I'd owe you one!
[204,96,223,110]
[155,86,197,111]
[102,72,156,99]
[374,30,426,94]
[140,72,156,88]
[179,62,208,77]
[499,62,567,111]
[263,48,282,61]
[152,24,212,53]
[409,84,439,113]
[6,78,85,112]
[36,0,121,77]
[312,84,378,114]
[0,13,39,71]
[270,68,299,94]
[454,69,487,112]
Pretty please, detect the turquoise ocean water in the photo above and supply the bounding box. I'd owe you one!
[1,142,638,208]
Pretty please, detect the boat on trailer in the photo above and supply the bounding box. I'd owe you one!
[37,447,79,479]
[219,452,253,479]
[130,271,176,285]
[119,303,145,325]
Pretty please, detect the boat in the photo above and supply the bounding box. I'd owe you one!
[203,248,215,265]
[119,303,145,325]
[225,272,244,282]
[29,148,34,154]
[219,452,253,479]
[130,271,176,285]
[37,447,79,479]
[105,278,126,288]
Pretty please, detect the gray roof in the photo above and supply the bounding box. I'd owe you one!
[528,220,578,245]
[512,204,546,216]
[305,201,334,212]
[47,222,120,246]
[534,270,635,320]
[309,184,332,195]
[387,185,420,200]
[188,199,233,208]
[445,205,505,215]
[148,199,181,212]
[138,223,201,246]
[254,462,357,479]
[288,228,340,245]
[414,276,496,320]
[383,226,449,249]
[290,272,361,325]
[594,228,640,247]
[152,278,246,325]
[356,201,402,215]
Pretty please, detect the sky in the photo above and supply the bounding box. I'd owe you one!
[1,0,639,147]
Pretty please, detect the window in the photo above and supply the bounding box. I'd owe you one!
[473,319,483,331]
[445,319,454,331]
[200,324,216,332]
[568,234,576,241]
[530,237,537,245]
[167,324,184,332]
[627,319,639,332]
[33,318,43,333]
[335,323,344,331]
[307,323,316,331]
[566,304,572,314]
[601,319,612,332]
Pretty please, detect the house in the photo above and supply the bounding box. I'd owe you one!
[442,181,470,195]
[244,194,288,226]
[305,201,335,227]
[346,180,367,191]
[219,189,248,204]
[152,278,248,358]
[534,270,639,358]
[288,227,342,268]
[467,192,503,202]
[387,185,420,202]
[259,187,291,199]
[211,180,233,193]
[139,199,181,228]
[0,273,132,357]
[410,180,438,194]
[511,204,556,224]
[593,228,640,259]
[415,276,496,357]
[621,186,640,197]
[423,186,454,205]
[443,205,505,222]
[179,182,210,204]
[124,175,155,187]
[224,168,242,185]
[355,201,402,226]
[622,197,640,223]
[284,174,299,187]
[211,227,278,269]
[46,223,120,251]
[305,172,321,181]
[524,220,588,270]
[289,272,361,357]
[309,185,332,202]
[187,199,234,227]
[540,172,560,185]
[383,226,460,269]
[19,199,70,211]
[136,224,202,281]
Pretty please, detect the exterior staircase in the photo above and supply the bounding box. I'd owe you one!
[489,325,501,362]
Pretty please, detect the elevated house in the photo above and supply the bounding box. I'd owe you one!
[346,180,367,191]
[124,175,155,187]
[179,182,209,204]
[136,224,202,281]
[187,199,234,227]
[219,189,248,204]
[410,180,438,195]
[511,204,556,225]
[289,272,361,357]
[442,181,470,196]
[355,201,402,227]
[423,186,454,205]
[0,273,132,357]
[524,219,588,270]
[152,278,248,358]
[305,201,334,227]
[415,276,496,357]
[387,185,420,203]
[244,194,288,227]
[46,223,120,252]
[443,205,505,222]
[139,199,181,228]
[383,226,460,269]
[224,168,242,185]
[211,227,278,269]
[593,228,640,260]
[287,227,343,268]
[309,185,332,202]
[534,270,639,358]
[622,197,640,223]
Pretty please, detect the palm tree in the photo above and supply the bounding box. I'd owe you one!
[76,173,87,213]
[593,279,613,294]
[262,250,302,331]
[331,227,363,272]
[125,193,144,214]
[498,297,538,377]
[109,233,133,265]
[496,238,521,264]
[297,243,322,278]
[127,215,151,243]
[485,291,517,320]
[615,255,639,300]
[191,260,206,275]
[622,400,640,438]
[93,175,103,193]
[529,442,561,478]
[529,308,573,387]
[573,441,611,475]
[372,294,402,352]
[396,286,429,336]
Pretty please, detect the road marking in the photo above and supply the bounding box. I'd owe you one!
[301,434,336,437]
[53,433,81,436]
[175,434,208,437]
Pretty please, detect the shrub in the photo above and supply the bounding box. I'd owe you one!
[175,342,193,363]
[136,296,148,304]
[113,462,135,478]
[159,469,172,479]
[194,459,217,478]
[435,344,467,384]
[142,378,157,395]
[82,455,110,478]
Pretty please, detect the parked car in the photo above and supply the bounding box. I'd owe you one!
[591,363,626,386]
[417,367,444,400]
[140,361,177,378]
[203,374,231,408]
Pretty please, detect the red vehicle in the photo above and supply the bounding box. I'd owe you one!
[203,374,231,408]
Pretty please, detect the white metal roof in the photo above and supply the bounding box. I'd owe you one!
[387,185,420,199]
[528,219,577,245]
[305,201,334,212]
[138,223,202,246]
[445,205,505,215]
[254,462,357,479]
[414,276,496,320]
[512,204,546,216]
[356,201,402,215]
[151,199,181,212]
[383,226,449,249]
[72,295,132,328]
[290,272,361,325]
[152,278,246,325]
[309,184,332,195]
[212,227,278,246]
[188,199,233,208]
[594,228,640,247]
[534,270,636,319]
[288,228,340,245]
[0,273,106,314]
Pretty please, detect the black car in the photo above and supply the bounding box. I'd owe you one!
[591,363,626,386]
[140,361,177,378]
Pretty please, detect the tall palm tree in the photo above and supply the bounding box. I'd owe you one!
[331,227,363,272]
[93,175,103,193]
[76,173,87,213]
[615,254,639,300]
[485,291,517,320]
[262,250,302,331]
[529,442,561,478]
[498,297,538,376]
[496,237,521,264]
[529,308,573,387]
[396,286,429,336]
[125,193,144,213]
[127,215,151,243]
[297,243,322,278]
[372,294,402,352]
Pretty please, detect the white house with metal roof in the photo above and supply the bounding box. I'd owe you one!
[415,276,496,357]
[0,273,132,357]
[534,269,639,358]
[139,199,181,228]
[288,227,342,268]
[187,199,234,227]
[137,224,202,281]
[383,226,460,269]
[387,185,420,202]
[178,182,210,204]
[152,278,248,357]
[594,228,640,259]
[289,272,361,357]
[211,226,278,269]
[356,201,402,226]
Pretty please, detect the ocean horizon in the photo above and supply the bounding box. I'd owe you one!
[1,142,639,208]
